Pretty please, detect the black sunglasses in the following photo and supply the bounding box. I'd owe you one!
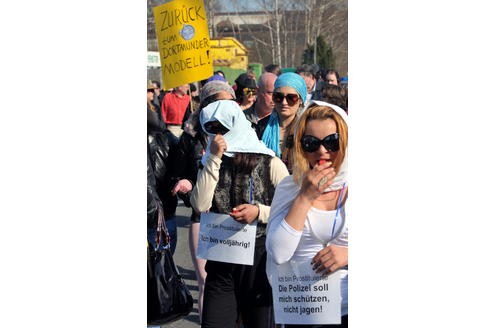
[300,133,339,152]
[204,120,230,135]
[272,92,299,106]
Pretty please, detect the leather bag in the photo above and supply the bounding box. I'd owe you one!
[147,204,193,326]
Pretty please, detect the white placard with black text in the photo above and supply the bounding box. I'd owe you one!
[271,259,341,325]
[197,212,257,265]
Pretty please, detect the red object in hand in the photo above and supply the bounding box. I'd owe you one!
[232,209,239,214]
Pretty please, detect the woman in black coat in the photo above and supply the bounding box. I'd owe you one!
[147,104,179,253]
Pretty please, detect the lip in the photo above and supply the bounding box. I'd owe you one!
[317,158,331,166]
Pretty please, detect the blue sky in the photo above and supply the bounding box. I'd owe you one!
[217,0,259,12]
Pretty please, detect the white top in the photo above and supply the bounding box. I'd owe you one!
[267,206,347,264]
[266,175,348,316]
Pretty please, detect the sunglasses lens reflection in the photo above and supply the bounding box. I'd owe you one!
[301,134,339,152]
[272,92,299,106]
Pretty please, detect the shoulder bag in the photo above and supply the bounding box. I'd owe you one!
[147,203,193,326]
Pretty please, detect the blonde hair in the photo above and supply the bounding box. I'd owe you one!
[147,99,156,112]
[291,105,348,185]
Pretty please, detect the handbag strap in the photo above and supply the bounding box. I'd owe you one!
[155,203,171,249]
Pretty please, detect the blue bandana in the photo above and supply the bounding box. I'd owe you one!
[274,72,307,104]
[261,111,281,157]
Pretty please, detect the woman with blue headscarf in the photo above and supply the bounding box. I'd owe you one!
[190,100,289,328]
[261,72,307,172]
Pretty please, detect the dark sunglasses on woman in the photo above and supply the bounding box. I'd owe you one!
[300,133,339,152]
[272,92,300,106]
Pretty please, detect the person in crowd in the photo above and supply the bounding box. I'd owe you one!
[321,83,348,114]
[214,70,226,78]
[266,101,348,328]
[147,84,161,120]
[147,84,166,250]
[296,64,324,109]
[180,83,201,127]
[188,83,201,113]
[190,99,289,328]
[243,72,277,138]
[208,73,228,84]
[171,80,236,323]
[151,80,166,109]
[200,73,229,89]
[262,72,307,171]
[322,69,341,86]
[247,68,257,80]
[161,83,191,139]
[147,88,178,328]
[264,64,281,76]
[147,85,180,253]
[235,73,258,110]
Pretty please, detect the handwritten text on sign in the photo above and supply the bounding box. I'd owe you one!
[271,260,341,325]
[197,212,257,265]
[153,0,213,89]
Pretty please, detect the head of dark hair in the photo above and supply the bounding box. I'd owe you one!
[152,80,161,88]
[321,83,347,113]
[265,64,281,75]
[322,69,341,84]
[234,73,256,100]
[296,64,319,79]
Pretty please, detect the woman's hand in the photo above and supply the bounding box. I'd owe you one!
[299,161,337,202]
[229,204,260,224]
[311,244,348,275]
[172,179,193,196]
[210,134,227,158]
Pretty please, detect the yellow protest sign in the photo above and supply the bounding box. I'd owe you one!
[153,0,213,89]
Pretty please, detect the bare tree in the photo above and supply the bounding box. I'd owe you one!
[204,0,222,38]
[215,0,347,72]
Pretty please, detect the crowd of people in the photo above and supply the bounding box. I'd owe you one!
[147,63,349,328]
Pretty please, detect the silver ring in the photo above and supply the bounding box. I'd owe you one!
[318,176,328,188]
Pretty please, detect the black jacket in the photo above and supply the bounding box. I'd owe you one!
[147,107,179,219]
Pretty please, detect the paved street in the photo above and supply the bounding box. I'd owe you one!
[163,203,201,328]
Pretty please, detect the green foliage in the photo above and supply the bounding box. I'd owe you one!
[302,35,335,69]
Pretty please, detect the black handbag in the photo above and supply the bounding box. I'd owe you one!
[147,204,193,326]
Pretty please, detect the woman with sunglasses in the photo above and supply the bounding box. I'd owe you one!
[235,73,258,110]
[266,101,348,327]
[261,72,307,171]
[190,99,289,328]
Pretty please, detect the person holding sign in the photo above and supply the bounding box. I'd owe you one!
[266,101,348,327]
[172,80,237,323]
[190,99,289,328]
